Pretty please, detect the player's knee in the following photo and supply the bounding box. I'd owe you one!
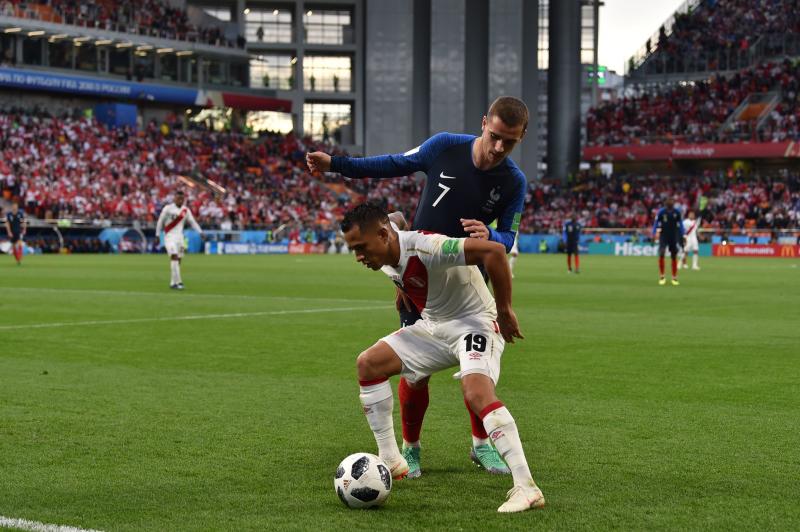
[461,378,498,414]
[356,350,378,380]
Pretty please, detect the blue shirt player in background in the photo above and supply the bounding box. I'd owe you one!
[307,96,529,479]
[5,202,26,266]
[562,213,582,274]
[652,197,685,286]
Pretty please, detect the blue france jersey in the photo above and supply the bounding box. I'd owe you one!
[330,132,526,252]
[562,219,582,245]
[6,211,24,235]
[652,208,684,241]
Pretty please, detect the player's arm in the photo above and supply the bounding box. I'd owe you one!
[4,217,11,237]
[462,173,525,252]
[186,209,203,235]
[154,208,167,245]
[562,223,568,243]
[651,209,663,238]
[489,172,525,252]
[463,238,523,343]
[307,133,461,178]
[21,214,26,238]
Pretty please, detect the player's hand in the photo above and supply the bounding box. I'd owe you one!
[306,151,332,174]
[460,219,490,239]
[395,287,413,312]
[496,308,524,344]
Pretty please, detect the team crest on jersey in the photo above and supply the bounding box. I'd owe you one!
[482,186,502,213]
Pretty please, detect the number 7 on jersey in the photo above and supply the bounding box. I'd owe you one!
[432,182,451,207]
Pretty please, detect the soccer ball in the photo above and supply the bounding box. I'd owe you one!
[334,453,392,509]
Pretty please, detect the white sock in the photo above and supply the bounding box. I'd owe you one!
[170,260,178,285]
[472,436,491,448]
[482,405,533,487]
[171,260,182,284]
[509,255,517,272]
[359,380,401,463]
[692,254,699,268]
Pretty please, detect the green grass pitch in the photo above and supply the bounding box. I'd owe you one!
[1,253,798,531]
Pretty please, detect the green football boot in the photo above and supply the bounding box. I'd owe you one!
[470,444,511,475]
[401,444,422,479]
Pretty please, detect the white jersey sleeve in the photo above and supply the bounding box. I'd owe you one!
[155,205,168,235]
[185,208,202,234]
[412,233,467,270]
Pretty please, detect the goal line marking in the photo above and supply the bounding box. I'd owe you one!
[0,515,104,532]
[0,305,393,331]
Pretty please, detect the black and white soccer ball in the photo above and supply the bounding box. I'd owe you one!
[334,453,392,509]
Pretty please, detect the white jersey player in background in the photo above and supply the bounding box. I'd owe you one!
[155,190,203,289]
[680,210,701,270]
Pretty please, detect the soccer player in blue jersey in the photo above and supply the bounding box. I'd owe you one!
[562,213,582,273]
[5,202,26,266]
[307,96,529,479]
[652,198,685,286]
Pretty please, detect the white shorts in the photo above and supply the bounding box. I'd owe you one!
[380,315,505,385]
[164,235,185,257]
[684,239,699,252]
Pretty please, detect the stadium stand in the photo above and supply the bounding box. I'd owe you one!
[0,0,237,47]
[1,107,797,242]
[629,0,800,77]
[523,172,800,233]
[587,59,800,146]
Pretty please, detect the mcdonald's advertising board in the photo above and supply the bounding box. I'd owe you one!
[712,244,800,258]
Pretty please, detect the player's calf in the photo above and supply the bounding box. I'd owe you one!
[356,342,406,478]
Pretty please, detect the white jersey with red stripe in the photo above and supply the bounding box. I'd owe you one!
[682,218,700,246]
[381,230,496,323]
[156,203,202,242]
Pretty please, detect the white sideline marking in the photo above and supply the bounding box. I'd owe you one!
[0,305,393,331]
[0,515,103,532]
[0,287,386,305]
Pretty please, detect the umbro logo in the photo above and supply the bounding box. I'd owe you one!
[468,352,482,360]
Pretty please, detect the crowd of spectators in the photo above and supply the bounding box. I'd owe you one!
[637,0,800,75]
[588,59,800,145]
[0,0,239,48]
[2,107,798,246]
[523,170,800,234]
[0,106,354,236]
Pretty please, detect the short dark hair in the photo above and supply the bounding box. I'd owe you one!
[488,96,529,130]
[341,202,389,233]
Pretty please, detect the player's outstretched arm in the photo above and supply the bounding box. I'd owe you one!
[463,238,523,343]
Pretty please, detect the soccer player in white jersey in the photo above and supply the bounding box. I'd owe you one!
[155,190,203,290]
[680,210,701,270]
[341,203,544,513]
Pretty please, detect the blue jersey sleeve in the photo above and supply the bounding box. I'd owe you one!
[678,210,685,236]
[652,209,664,237]
[329,132,474,178]
[487,162,526,253]
[562,223,568,242]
